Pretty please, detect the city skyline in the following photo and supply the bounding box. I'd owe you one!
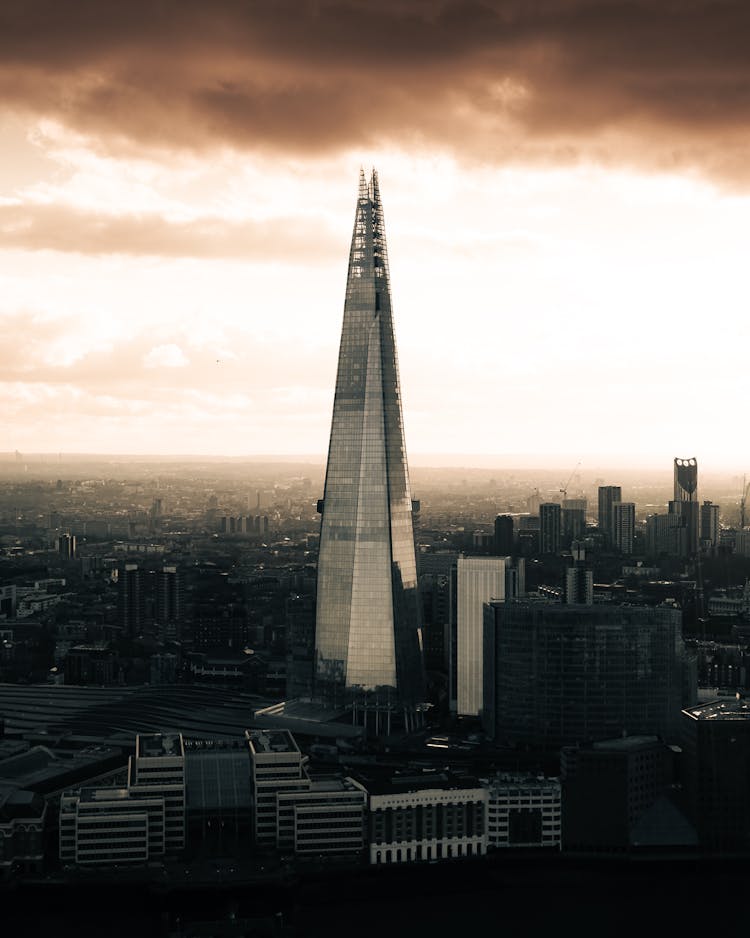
[1,3,748,468]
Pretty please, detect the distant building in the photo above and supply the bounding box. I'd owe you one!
[539,503,561,554]
[612,501,636,555]
[671,457,699,556]
[57,533,76,561]
[493,515,514,555]
[700,500,719,549]
[597,486,622,546]
[561,499,586,546]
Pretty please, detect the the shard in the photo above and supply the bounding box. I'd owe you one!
[314,169,424,714]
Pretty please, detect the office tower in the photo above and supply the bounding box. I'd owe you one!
[564,566,593,605]
[314,170,424,715]
[455,556,506,717]
[538,503,561,554]
[612,501,636,554]
[561,499,586,545]
[597,486,622,546]
[700,500,719,549]
[485,775,561,850]
[672,457,699,555]
[482,601,685,748]
[118,563,142,637]
[57,532,76,560]
[494,515,514,555]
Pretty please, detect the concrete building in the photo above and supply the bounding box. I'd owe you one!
[700,500,719,549]
[246,728,366,858]
[484,775,561,850]
[598,486,622,546]
[0,787,47,877]
[455,556,506,717]
[128,733,185,853]
[367,772,487,865]
[612,501,636,555]
[539,503,561,554]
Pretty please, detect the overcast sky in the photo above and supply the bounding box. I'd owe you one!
[2,0,749,470]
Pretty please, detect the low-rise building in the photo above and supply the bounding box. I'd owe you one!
[366,771,487,865]
[484,774,561,850]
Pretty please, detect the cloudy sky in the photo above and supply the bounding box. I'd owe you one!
[2,0,749,469]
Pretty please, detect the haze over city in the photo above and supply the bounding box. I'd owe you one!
[1,1,747,469]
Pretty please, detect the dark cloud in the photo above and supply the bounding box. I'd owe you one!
[0,202,340,260]
[1,1,750,179]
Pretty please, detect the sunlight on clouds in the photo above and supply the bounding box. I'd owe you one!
[143,343,190,368]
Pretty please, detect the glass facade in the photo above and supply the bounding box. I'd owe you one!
[315,170,424,706]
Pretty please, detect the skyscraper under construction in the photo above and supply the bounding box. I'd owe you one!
[314,170,424,722]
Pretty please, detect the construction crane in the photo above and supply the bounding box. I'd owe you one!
[741,475,750,530]
[560,461,581,500]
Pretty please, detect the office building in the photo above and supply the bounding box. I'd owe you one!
[455,556,506,717]
[539,503,561,554]
[246,728,366,858]
[0,788,47,877]
[57,533,76,561]
[128,733,185,853]
[560,736,692,851]
[598,486,622,546]
[118,563,143,637]
[494,515,514,555]
[561,499,586,545]
[483,601,686,749]
[681,697,750,852]
[612,501,636,554]
[672,457,699,555]
[484,774,561,850]
[314,170,424,717]
[367,771,487,864]
[700,500,719,549]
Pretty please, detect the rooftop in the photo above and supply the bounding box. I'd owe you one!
[684,697,750,721]
[136,732,184,758]
[245,728,299,755]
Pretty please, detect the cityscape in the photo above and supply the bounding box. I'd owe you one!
[3,1,750,935]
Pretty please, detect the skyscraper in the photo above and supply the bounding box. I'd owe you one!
[597,485,622,546]
[314,170,424,713]
[612,501,636,554]
[539,503,561,554]
[672,457,699,555]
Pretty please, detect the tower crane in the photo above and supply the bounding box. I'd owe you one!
[560,461,581,500]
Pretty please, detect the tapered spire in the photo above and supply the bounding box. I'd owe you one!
[314,171,424,710]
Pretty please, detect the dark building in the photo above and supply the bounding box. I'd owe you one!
[483,601,686,749]
[598,486,622,546]
[681,697,750,852]
[118,563,143,638]
[314,170,424,718]
[672,457,699,556]
[493,515,514,555]
[285,594,316,698]
[560,736,694,851]
[539,503,561,554]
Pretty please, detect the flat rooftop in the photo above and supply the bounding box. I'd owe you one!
[684,698,750,721]
[245,728,299,755]
[136,733,184,758]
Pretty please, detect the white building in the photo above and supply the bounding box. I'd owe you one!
[455,556,506,716]
[368,774,488,864]
[128,733,185,852]
[484,774,561,850]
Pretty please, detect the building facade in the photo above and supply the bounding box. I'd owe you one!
[314,169,424,715]
[483,601,686,749]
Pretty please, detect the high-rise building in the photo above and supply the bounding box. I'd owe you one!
[612,501,636,554]
[561,499,586,545]
[672,457,699,555]
[454,556,506,717]
[482,601,686,749]
[314,170,424,716]
[597,486,622,546]
[118,563,142,637]
[700,500,719,549]
[493,515,514,555]
[539,503,561,554]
